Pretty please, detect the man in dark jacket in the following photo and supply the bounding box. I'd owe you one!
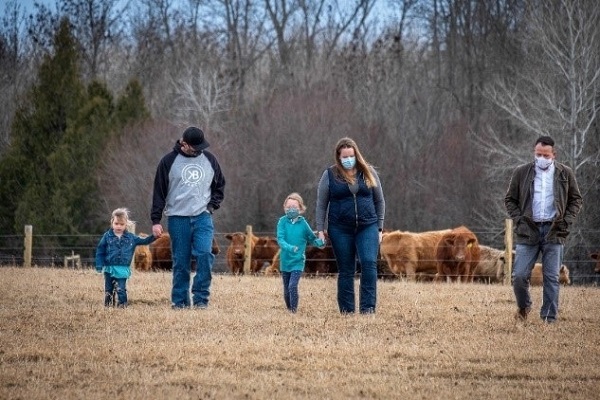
[505,136,582,323]
[151,127,225,309]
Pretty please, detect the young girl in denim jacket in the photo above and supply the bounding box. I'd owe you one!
[276,193,324,313]
[95,208,156,307]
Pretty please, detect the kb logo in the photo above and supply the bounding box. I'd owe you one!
[182,164,205,186]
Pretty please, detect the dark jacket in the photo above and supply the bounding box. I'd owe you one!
[504,161,582,245]
[327,167,378,228]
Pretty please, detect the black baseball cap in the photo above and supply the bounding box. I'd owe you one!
[182,127,210,152]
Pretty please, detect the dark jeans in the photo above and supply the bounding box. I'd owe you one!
[281,271,303,312]
[168,213,215,308]
[104,273,127,306]
[328,222,379,314]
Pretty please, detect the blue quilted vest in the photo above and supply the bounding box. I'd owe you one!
[327,167,377,228]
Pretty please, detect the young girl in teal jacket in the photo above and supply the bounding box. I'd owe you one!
[276,193,324,313]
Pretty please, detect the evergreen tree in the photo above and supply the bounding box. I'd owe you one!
[0,17,84,235]
[115,79,149,125]
[0,17,152,256]
[44,80,115,237]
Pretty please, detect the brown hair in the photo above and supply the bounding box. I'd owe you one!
[333,137,377,188]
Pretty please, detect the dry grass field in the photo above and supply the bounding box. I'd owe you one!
[1,267,599,400]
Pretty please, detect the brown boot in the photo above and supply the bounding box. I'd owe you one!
[515,307,531,321]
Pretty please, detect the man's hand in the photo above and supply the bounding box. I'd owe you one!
[152,224,163,237]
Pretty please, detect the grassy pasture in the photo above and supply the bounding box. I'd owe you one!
[1,267,599,399]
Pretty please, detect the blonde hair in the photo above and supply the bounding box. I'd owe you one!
[111,208,132,224]
[333,137,377,187]
[283,192,306,212]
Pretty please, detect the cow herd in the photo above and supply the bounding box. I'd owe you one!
[132,226,589,285]
[133,233,220,272]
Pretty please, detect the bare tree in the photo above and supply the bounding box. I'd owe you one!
[479,0,600,255]
[58,0,127,81]
[127,0,191,117]
[218,86,368,234]
[484,0,600,171]
[96,120,181,234]
[139,0,177,54]
[206,0,272,108]
[320,0,376,60]
[297,0,325,71]
[170,63,232,133]
[265,0,300,67]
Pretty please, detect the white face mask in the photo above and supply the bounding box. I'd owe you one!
[535,156,553,170]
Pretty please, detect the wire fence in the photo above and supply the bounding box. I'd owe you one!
[1,227,599,285]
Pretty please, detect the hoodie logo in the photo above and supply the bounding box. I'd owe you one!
[181,164,205,186]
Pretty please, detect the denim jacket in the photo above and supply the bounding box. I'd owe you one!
[504,161,582,245]
[95,229,156,273]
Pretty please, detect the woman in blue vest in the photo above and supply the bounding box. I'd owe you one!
[316,137,385,314]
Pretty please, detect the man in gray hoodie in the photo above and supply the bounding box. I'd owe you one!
[151,127,225,309]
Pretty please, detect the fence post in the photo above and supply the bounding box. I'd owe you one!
[23,225,33,268]
[243,225,253,274]
[504,219,513,285]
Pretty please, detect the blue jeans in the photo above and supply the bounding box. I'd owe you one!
[328,222,379,314]
[513,223,564,322]
[282,271,303,312]
[168,213,215,308]
[104,273,127,306]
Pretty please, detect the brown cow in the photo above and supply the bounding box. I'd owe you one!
[251,236,280,273]
[379,229,452,281]
[305,243,337,275]
[434,226,480,283]
[530,263,570,286]
[225,232,256,274]
[592,252,600,273]
[150,233,220,271]
[133,233,153,272]
[264,250,281,276]
[225,232,278,274]
[473,245,512,284]
[151,233,173,271]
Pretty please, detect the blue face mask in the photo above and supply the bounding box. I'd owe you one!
[341,156,356,170]
[285,208,300,220]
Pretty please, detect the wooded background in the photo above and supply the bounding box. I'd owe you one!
[0,0,598,278]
